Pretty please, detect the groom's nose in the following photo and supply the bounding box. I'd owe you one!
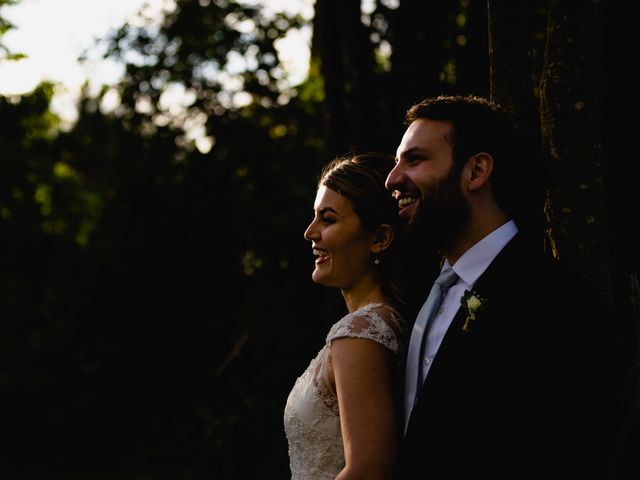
[385,161,405,191]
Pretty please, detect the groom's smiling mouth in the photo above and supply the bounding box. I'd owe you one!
[397,196,417,209]
[393,191,419,219]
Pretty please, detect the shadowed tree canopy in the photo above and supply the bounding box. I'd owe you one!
[0,0,635,478]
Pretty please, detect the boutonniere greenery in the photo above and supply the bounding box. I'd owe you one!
[460,290,487,333]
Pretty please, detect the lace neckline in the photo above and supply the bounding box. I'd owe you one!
[350,302,399,315]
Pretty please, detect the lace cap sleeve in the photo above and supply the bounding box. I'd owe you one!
[326,303,404,353]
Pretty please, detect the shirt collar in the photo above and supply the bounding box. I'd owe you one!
[443,220,518,288]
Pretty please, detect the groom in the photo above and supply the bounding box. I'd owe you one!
[386,95,624,478]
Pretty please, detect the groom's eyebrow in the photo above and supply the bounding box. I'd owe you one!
[399,147,427,160]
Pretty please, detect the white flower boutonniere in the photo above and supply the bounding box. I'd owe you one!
[461,290,487,333]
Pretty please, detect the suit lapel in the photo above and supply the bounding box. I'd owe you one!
[416,234,526,395]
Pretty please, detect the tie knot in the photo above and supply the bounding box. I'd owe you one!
[435,268,458,290]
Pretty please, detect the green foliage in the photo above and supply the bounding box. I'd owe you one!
[0,0,560,477]
[0,0,25,61]
[1,1,329,476]
[100,0,306,128]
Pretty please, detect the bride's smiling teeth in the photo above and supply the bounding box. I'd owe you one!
[313,248,329,257]
[398,196,418,209]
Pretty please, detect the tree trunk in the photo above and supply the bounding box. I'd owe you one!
[389,0,457,122]
[540,0,638,470]
[539,0,609,294]
[487,0,539,135]
[454,0,489,97]
[311,0,350,155]
[487,0,543,238]
[311,0,381,154]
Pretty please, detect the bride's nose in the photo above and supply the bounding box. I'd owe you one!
[304,220,319,241]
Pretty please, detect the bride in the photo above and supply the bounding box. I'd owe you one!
[284,153,408,480]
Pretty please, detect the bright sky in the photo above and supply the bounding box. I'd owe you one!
[0,0,312,123]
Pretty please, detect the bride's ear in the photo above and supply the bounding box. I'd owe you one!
[371,224,394,254]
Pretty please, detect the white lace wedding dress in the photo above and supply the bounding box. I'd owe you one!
[284,303,405,480]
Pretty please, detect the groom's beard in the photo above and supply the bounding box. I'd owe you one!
[407,165,470,255]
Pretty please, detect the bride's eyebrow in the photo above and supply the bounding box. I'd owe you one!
[318,207,338,215]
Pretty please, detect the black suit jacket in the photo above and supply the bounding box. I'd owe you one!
[395,233,624,479]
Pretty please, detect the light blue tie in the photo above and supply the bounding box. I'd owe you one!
[404,267,459,432]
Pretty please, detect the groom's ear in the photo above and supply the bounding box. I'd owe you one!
[371,224,395,254]
[466,152,493,191]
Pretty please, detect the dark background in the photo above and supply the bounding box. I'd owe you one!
[1,0,636,478]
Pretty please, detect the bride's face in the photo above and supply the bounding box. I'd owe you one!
[303,185,376,290]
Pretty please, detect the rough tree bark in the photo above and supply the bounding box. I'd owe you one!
[540,0,639,465]
[539,0,611,293]
[490,0,637,469]
[487,1,543,237]
[487,0,539,135]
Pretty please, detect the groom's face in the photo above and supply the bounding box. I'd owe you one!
[386,118,470,250]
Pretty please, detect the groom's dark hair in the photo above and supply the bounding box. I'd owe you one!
[406,95,535,231]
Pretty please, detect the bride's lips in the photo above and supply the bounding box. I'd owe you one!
[312,247,329,265]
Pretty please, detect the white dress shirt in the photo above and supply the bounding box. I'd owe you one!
[404,220,518,429]
[422,220,518,382]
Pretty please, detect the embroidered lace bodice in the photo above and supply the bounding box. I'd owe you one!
[284,303,406,480]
